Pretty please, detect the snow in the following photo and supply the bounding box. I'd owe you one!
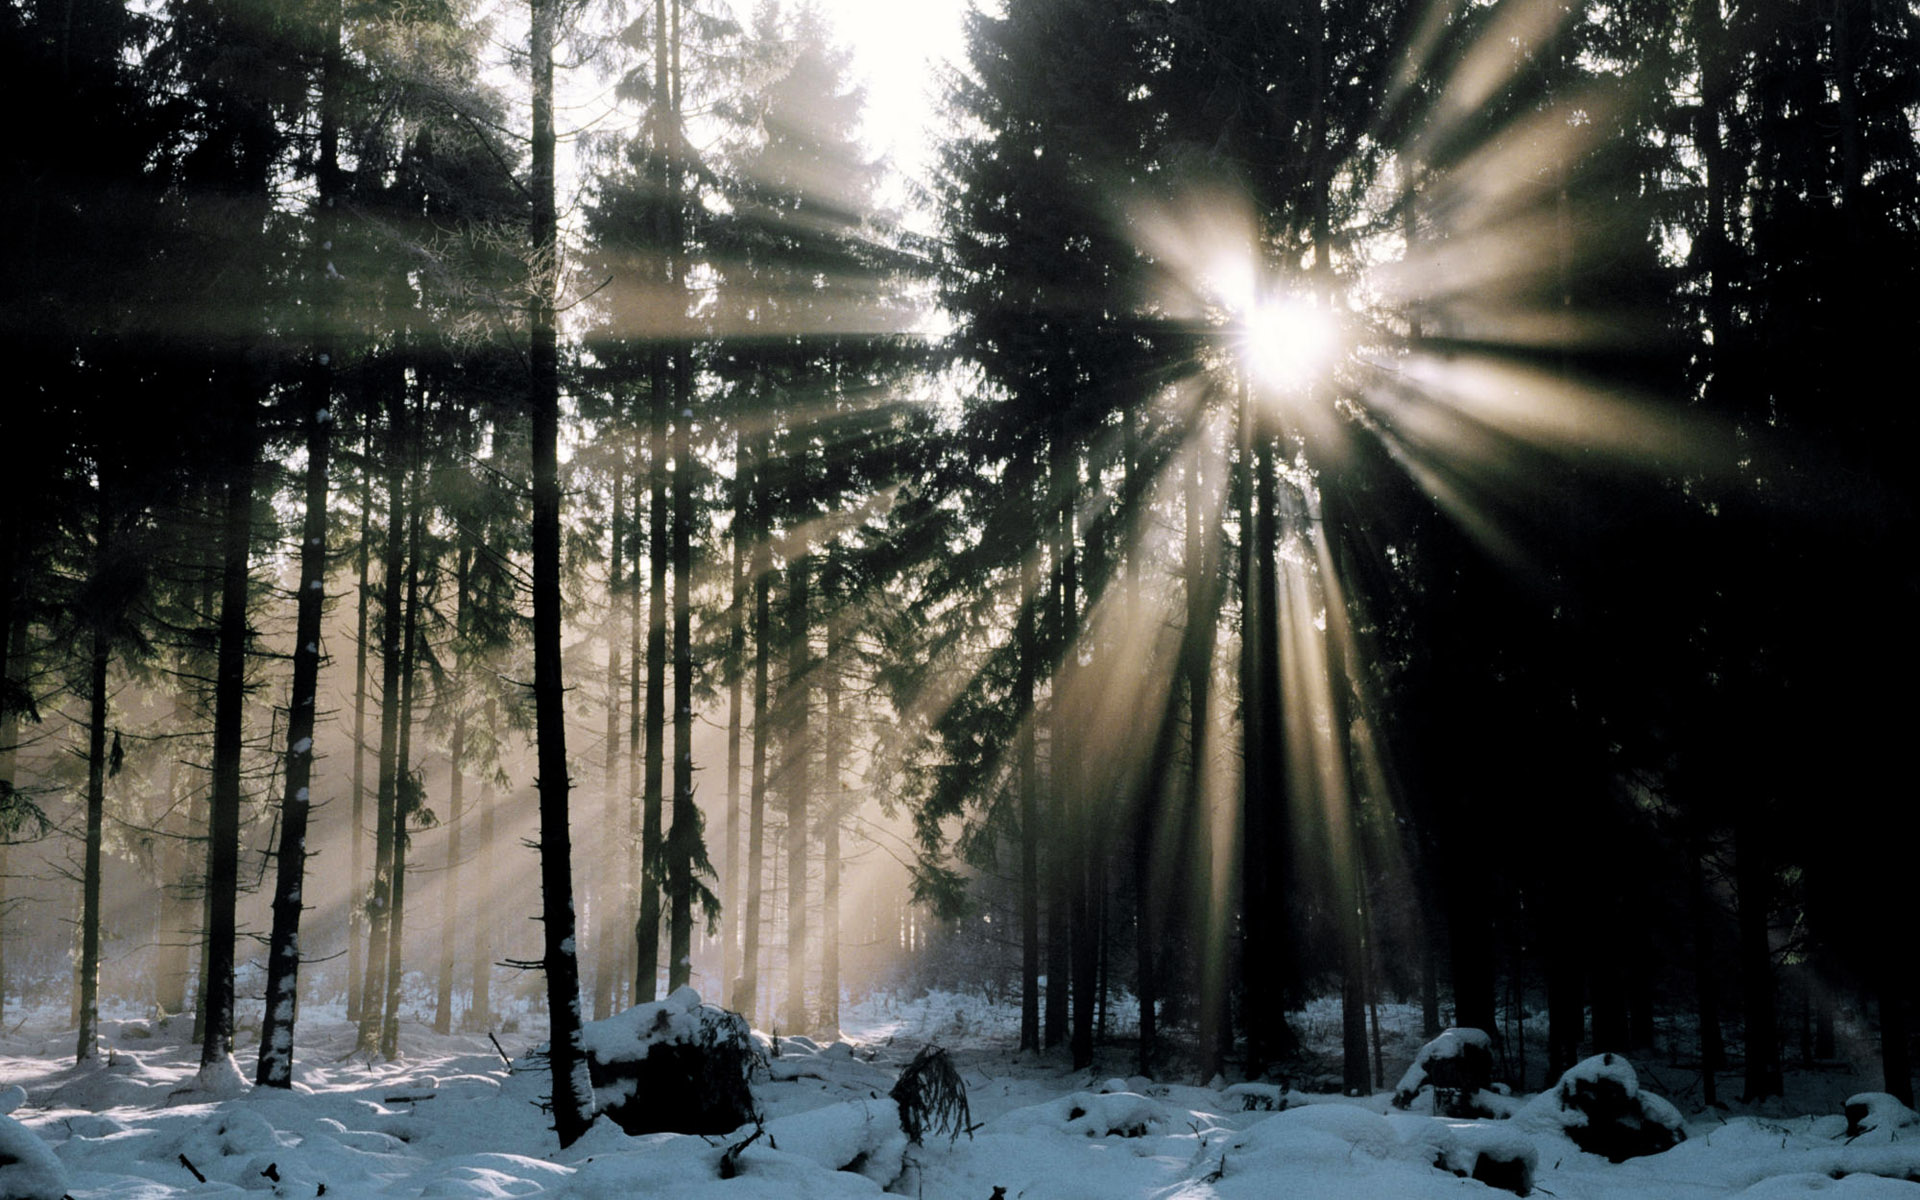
[4,996,1919,1200]
[0,1106,69,1200]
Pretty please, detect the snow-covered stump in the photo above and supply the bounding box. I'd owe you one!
[1844,1093,1920,1141]
[1392,1027,1496,1117]
[579,986,757,1136]
[0,1086,70,1200]
[1520,1052,1684,1163]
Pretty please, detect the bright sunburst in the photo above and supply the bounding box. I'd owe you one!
[1242,294,1343,393]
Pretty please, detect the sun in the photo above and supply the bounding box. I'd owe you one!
[1242,294,1342,392]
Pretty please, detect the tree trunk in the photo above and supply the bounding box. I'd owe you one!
[358,375,407,1051]
[1017,551,1040,1053]
[742,427,772,1023]
[820,579,844,1037]
[200,376,257,1072]
[783,556,809,1034]
[470,698,499,1030]
[1043,453,1070,1054]
[437,732,464,1033]
[257,18,340,1077]
[3,619,27,1027]
[595,478,623,1020]
[380,454,426,1062]
[1187,453,1230,1081]
[1241,391,1296,1072]
[1065,503,1095,1072]
[1734,804,1781,1101]
[348,423,374,1024]
[724,430,747,1009]
[664,0,702,999]
[256,329,335,1086]
[530,0,593,1146]
[634,0,672,1008]
[1697,837,1728,1098]
[435,543,473,1034]
[76,487,111,1063]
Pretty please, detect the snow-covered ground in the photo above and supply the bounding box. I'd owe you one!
[2,989,1916,1199]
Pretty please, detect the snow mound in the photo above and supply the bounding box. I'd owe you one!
[1393,1027,1496,1116]
[0,1112,70,1200]
[1235,1102,1402,1163]
[580,987,758,1135]
[1517,1052,1683,1162]
[1846,1094,1920,1142]
[765,1098,908,1185]
[1734,1173,1920,1198]
[984,1089,1170,1139]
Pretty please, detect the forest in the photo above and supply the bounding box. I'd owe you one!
[0,0,1916,1184]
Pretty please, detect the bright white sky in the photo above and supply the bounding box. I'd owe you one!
[807,0,971,183]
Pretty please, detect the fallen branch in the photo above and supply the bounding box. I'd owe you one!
[720,1122,766,1180]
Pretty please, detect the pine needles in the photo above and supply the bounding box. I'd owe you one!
[889,1046,971,1145]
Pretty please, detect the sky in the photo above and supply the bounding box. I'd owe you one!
[809,0,971,182]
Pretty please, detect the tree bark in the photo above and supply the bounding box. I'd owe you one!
[380,450,425,1062]
[256,336,334,1086]
[530,0,593,1146]
[258,10,340,1077]
[76,486,111,1063]
[358,374,407,1051]
[723,429,747,1008]
[470,697,498,1030]
[663,0,703,999]
[1017,550,1040,1053]
[200,376,257,1072]
[742,426,772,1023]
[595,478,623,1020]
[634,0,672,1007]
[820,577,844,1037]
[783,556,809,1034]
[435,544,472,1035]
[348,423,374,1024]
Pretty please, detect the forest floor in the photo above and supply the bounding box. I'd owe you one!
[1,986,1916,1198]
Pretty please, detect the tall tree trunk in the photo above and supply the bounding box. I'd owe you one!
[820,577,844,1037]
[530,0,593,1146]
[1734,804,1782,1100]
[664,0,702,999]
[437,722,465,1032]
[358,377,407,1051]
[1,431,18,1028]
[1187,453,1230,1080]
[595,478,623,1020]
[470,697,499,1029]
[634,0,672,1007]
[154,740,192,1018]
[1240,382,1296,1072]
[380,453,426,1062]
[723,429,747,1008]
[626,417,644,1006]
[1066,498,1094,1071]
[742,427,772,1022]
[258,12,341,1078]
[200,376,258,1074]
[1043,449,1070,1053]
[76,486,111,1063]
[435,545,473,1034]
[348,423,374,1024]
[1017,550,1040,1054]
[783,556,810,1034]
[256,333,335,1086]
